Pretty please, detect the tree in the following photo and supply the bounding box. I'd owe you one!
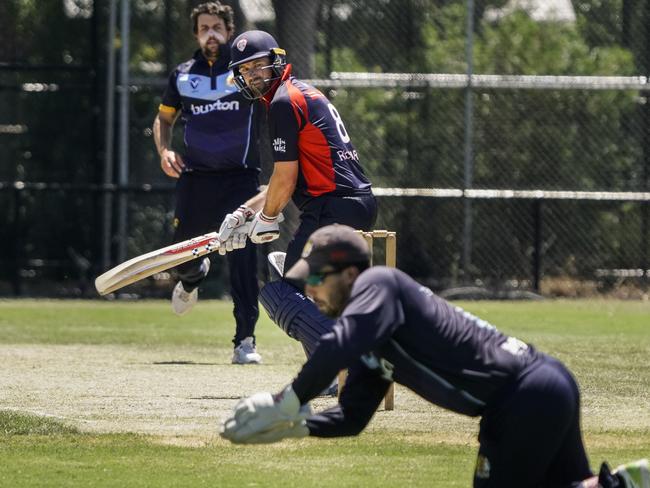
[272,0,321,77]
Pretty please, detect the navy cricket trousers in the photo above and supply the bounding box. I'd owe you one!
[284,193,378,271]
[173,170,260,346]
[474,355,593,488]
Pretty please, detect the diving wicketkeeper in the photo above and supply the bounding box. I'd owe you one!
[221,224,649,488]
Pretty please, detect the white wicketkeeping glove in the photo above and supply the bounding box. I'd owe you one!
[218,206,255,255]
[237,419,309,444]
[249,211,281,244]
[220,385,311,444]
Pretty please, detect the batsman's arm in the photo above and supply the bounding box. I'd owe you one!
[261,161,298,218]
[239,162,296,243]
[218,159,296,246]
[224,156,296,220]
[217,187,271,246]
[238,185,268,213]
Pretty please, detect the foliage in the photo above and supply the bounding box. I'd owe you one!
[321,3,645,284]
[0,1,648,294]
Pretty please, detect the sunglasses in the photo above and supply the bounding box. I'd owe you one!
[305,268,345,286]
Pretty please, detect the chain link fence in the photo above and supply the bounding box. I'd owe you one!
[1,0,649,298]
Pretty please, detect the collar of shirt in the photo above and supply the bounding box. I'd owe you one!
[192,45,231,72]
[262,63,293,106]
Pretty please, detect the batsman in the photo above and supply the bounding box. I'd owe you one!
[221,224,649,488]
[217,30,377,364]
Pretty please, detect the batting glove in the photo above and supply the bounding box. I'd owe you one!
[217,225,250,256]
[218,205,255,242]
[220,385,310,444]
[218,206,255,255]
[249,211,281,244]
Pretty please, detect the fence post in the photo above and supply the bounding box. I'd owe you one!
[102,0,118,271]
[532,200,543,293]
[641,0,650,285]
[11,184,24,296]
[642,202,649,284]
[116,0,131,264]
[461,0,476,284]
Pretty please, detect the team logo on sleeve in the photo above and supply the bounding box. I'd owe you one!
[273,137,286,153]
[500,336,528,356]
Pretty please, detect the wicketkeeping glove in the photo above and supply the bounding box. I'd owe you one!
[236,418,309,444]
[220,385,311,444]
[249,211,281,244]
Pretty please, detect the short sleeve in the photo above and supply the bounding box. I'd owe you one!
[160,70,181,112]
[269,98,300,161]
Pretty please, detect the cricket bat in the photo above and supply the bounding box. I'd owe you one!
[95,231,222,296]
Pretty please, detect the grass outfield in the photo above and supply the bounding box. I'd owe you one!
[0,299,649,487]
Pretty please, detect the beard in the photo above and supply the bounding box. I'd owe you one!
[315,287,349,318]
[201,38,220,59]
[316,302,339,319]
[247,77,270,98]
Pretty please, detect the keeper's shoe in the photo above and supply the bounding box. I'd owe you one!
[232,337,262,364]
[614,459,650,488]
[171,258,210,316]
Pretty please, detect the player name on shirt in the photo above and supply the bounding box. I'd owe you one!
[337,149,359,161]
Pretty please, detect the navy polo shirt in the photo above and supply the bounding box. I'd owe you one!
[160,46,261,172]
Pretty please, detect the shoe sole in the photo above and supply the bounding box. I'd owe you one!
[231,358,262,365]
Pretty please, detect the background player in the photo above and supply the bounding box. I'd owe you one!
[152,2,262,364]
[221,224,649,488]
[217,31,377,361]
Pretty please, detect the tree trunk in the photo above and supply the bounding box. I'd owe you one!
[0,1,18,60]
[272,0,321,78]
[222,0,254,33]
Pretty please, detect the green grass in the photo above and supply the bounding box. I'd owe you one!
[0,425,475,487]
[0,299,275,346]
[1,299,646,346]
[0,299,649,487]
[0,411,79,436]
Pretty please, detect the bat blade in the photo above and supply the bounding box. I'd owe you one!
[95,231,220,295]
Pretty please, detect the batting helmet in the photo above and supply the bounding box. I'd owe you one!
[229,30,287,99]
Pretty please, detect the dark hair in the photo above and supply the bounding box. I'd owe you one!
[191,2,234,34]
